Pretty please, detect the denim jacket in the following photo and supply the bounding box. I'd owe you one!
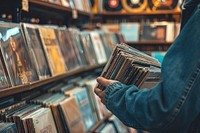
[104,0,200,133]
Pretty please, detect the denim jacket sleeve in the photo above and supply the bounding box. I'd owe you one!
[104,2,200,133]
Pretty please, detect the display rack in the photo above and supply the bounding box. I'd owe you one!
[0,64,105,99]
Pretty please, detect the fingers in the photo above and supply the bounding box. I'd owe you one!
[94,87,104,98]
[94,87,105,104]
[96,77,117,87]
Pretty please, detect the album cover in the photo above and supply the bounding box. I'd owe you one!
[0,22,38,86]
[57,28,80,70]
[140,23,167,41]
[120,23,140,42]
[0,55,11,89]
[0,122,18,133]
[67,28,88,66]
[50,97,69,133]
[25,108,57,133]
[98,31,112,59]
[85,79,110,120]
[38,26,67,76]
[80,31,98,65]
[64,87,97,131]
[21,23,51,80]
[13,104,41,133]
[59,97,86,133]
[89,31,107,64]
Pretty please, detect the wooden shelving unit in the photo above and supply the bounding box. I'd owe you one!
[0,63,105,99]
[29,0,92,17]
[94,10,181,16]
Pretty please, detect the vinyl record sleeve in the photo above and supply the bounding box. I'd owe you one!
[89,31,107,64]
[25,108,58,133]
[21,23,51,80]
[97,43,161,91]
[0,122,18,133]
[0,22,38,86]
[0,54,11,89]
[64,87,97,131]
[38,26,67,76]
[80,31,98,66]
[59,97,86,133]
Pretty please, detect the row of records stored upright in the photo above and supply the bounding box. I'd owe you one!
[0,21,136,132]
[0,21,124,90]
[0,68,132,132]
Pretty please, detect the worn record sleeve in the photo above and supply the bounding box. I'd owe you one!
[54,27,79,70]
[27,108,58,133]
[61,29,80,70]
[110,55,126,80]
[64,87,97,131]
[80,31,98,65]
[115,57,133,81]
[21,23,51,79]
[38,26,67,76]
[0,53,11,89]
[0,122,18,133]
[89,31,107,64]
[0,22,38,86]
[59,97,86,133]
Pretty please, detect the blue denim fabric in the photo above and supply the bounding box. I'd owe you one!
[104,0,200,133]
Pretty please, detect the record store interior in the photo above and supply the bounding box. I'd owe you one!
[0,0,197,133]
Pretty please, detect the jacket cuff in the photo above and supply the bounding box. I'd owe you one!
[104,82,122,110]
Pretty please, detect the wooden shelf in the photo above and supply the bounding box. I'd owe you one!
[95,10,181,16]
[29,0,92,17]
[0,63,105,99]
[126,41,173,45]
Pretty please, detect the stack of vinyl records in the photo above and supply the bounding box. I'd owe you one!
[98,43,161,91]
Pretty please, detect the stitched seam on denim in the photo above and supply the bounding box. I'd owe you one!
[104,82,120,110]
[105,82,134,126]
[156,63,200,130]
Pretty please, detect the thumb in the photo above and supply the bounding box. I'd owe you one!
[96,77,117,87]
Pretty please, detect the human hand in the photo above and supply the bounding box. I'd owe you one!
[94,77,118,104]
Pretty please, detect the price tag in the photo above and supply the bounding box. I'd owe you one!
[22,0,29,12]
